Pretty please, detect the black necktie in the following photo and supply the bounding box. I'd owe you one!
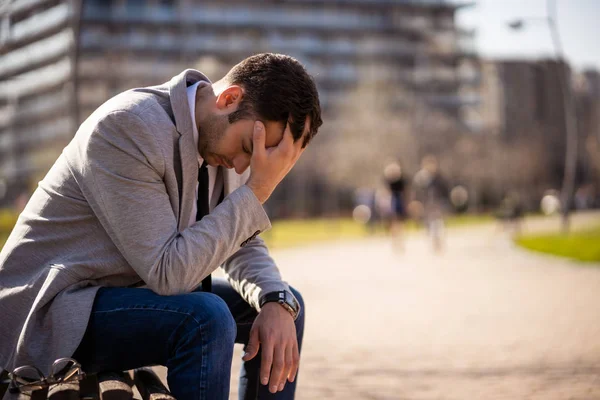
[196,162,212,292]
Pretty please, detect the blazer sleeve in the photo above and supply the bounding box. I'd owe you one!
[220,169,297,311]
[66,109,271,296]
[222,235,294,311]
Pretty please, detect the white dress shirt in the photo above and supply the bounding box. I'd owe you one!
[187,81,224,227]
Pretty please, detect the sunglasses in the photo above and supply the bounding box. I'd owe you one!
[8,358,85,395]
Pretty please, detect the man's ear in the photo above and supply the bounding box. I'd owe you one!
[216,85,243,111]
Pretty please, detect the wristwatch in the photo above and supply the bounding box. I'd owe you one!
[259,291,301,321]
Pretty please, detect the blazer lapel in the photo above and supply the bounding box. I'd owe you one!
[177,135,197,231]
[167,69,211,231]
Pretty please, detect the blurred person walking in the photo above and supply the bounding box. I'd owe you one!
[495,191,525,236]
[413,155,449,253]
[0,53,322,400]
[384,161,409,250]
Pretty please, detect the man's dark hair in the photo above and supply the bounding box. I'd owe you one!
[223,53,323,148]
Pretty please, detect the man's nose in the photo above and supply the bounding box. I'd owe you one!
[233,155,250,175]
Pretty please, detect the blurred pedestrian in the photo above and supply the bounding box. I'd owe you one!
[496,191,524,236]
[384,161,409,249]
[413,155,449,253]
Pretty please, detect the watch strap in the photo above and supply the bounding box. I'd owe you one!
[260,290,300,320]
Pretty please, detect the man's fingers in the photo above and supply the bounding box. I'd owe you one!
[293,142,305,163]
[242,326,260,362]
[279,122,307,166]
[260,341,274,387]
[279,344,294,389]
[276,122,295,155]
[291,123,309,162]
[288,343,300,383]
[276,344,294,392]
[252,121,266,158]
[268,345,286,393]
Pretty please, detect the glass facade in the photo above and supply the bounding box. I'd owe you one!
[0,0,478,206]
[0,0,76,203]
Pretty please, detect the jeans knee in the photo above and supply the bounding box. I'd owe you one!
[176,293,237,348]
[199,293,237,343]
[166,294,235,399]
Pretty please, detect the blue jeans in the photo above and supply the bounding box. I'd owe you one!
[73,278,305,400]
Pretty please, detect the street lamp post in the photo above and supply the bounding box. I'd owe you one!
[508,0,578,233]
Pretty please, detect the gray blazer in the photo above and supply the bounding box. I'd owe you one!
[0,69,292,380]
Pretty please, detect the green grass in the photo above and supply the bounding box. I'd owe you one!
[444,213,494,227]
[0,209,18,248]
[262,214,493,249]
[516,225,600,263]
[0,209,493,251]
[0,209,18,231]
[262,218,380,249]
[0,231,9,247]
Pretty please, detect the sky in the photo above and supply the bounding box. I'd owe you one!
[456,0,600,71]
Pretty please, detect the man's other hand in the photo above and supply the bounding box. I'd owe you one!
[246,120,306,204]
[241,302,299,393]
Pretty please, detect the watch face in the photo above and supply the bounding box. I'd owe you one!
[261,291,300,319]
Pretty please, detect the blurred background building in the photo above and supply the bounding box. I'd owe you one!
[0,0,79,203]
[473,59,600,209]
[0,0,599,216]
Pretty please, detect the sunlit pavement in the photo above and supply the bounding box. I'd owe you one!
[229,212,600,399]
[153,213,600,399]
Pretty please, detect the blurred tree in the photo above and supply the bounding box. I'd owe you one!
[312,79,418,190]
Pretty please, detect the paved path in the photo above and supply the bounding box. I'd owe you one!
[227,213,600,399]
[153,213,600,399]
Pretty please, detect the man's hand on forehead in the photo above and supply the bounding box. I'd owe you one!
[245,118,309,204]
[281,121,307,161]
